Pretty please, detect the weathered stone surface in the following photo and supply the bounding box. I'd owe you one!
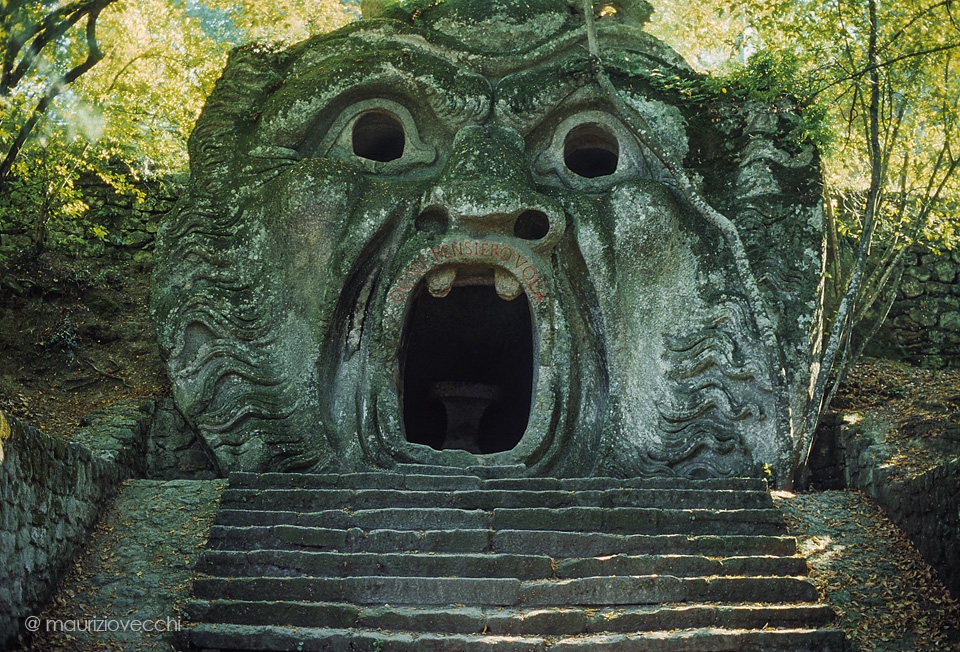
[179,469,844,650]
[810,413,960,599]
[153,0,825,485]
[70,399,215,480]
[0,411,124,648]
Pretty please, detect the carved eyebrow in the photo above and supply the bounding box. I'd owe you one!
[493,56,598,135]
[256,46,492,151]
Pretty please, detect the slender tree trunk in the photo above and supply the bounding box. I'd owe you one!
[799,0,885,478]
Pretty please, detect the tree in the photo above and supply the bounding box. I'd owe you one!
[0,0,116,188]
[647,0,960,478]
[0,0,358,256]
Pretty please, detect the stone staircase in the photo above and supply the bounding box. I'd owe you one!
[178,465,848,651]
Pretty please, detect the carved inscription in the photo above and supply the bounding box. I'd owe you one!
[390,241,546,304]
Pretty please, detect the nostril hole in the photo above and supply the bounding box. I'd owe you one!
[513,210,550,240]
[416,205,450,235]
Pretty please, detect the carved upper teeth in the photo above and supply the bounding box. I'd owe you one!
[426,267,456,298]
[494,267,522,301]
[425,266,523,301]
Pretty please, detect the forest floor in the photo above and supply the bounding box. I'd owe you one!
[3,251,960,650]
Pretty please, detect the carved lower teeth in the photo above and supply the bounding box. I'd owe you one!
[495,267,522,301]
[426,267,456,298]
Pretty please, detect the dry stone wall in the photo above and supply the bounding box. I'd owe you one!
[0,176,180,261]
[807,412,960,598]
[867,245,960,368]
[0,400,212,648]
[0,411,125,648]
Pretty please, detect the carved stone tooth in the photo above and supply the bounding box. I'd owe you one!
[494,267,522,301]
[426,267,457,298]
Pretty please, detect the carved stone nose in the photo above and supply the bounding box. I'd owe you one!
[416,124,564,251]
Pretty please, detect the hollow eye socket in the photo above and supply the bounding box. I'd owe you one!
[352,111,405,162]
[563,123,619,178]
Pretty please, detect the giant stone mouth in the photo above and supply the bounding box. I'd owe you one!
[401,265,534,454]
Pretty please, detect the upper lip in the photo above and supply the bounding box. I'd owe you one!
[425,265,522,301]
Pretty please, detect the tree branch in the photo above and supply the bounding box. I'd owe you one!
[0,2,110,188]
[1,1,106,95]
[815,42,960,96]
[801,0,885,476]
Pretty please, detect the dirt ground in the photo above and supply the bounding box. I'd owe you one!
[0,252,169,436]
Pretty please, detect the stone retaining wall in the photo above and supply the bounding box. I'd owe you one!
[808,412,960,598]
[71,398,217,481]
[0,176,180,261]
[77,177,180,262]
[0,399,213,648]
[0,411,125,648]
[866,246,960,368]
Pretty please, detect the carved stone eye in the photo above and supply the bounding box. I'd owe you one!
[563,123,619,178]
[310,99,436,173]
[352,111,405,162]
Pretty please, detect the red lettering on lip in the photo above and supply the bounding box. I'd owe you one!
[391,243,548,304]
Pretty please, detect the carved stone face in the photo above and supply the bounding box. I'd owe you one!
[153,0,825,484]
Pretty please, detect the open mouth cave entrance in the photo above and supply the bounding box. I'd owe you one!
[402,271,534,455]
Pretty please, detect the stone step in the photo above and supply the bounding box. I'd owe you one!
[205,526,798,557]
[185,601,837,634]
[490,506,784,535]
[191,575,820,606]
[488,530,799,557]
[217,486,773,512]
[212,506,785,536]
[184,623,848,651]
[393,463,527,478]
[197,550,555,579]
[227,471,770,493]
[178,471,842,652]
[196,549,809,579]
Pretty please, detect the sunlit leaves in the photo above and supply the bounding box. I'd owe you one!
[1,0,358,257]
[649,0,960,250]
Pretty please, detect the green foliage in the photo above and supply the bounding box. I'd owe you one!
[0,0,359,260]
[706,49,833,150]
[605,48,831,151]
[648,0,960,250]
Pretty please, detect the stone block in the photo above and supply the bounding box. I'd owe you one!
[940,312,960,332]
[360,605,482,634]
[909,265,933,282]
[899,276,924,299]
[933,260,957,283]
[908,302,940,327]
[520,576,686,606]
[122,231,152,248]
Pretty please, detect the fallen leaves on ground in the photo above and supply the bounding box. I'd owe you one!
[774,489,960,651]
[831,357,960,478]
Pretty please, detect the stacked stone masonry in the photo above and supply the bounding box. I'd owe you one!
[808,412,960,599]
[0,400,212,648]
[868,245,960,368]
[0,175,180,261]
[0,411,124,648]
